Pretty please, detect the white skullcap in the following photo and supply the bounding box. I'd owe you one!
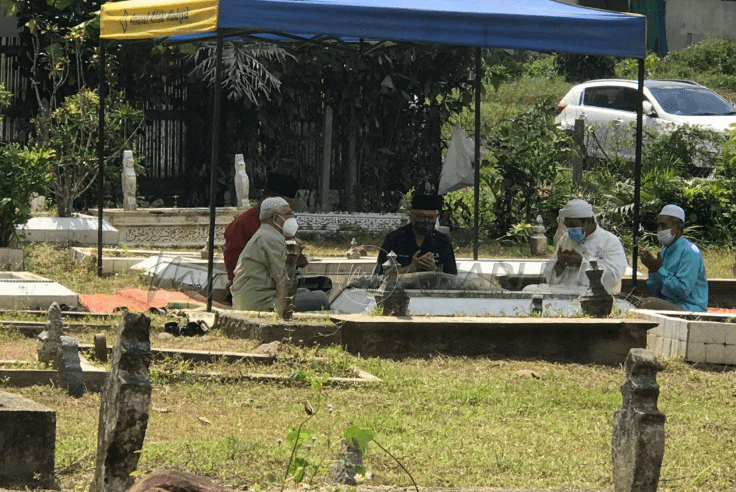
[659,204,685,222]
[259,196,290,220]
[559,199,595,219]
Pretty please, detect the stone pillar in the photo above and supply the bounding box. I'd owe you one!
[612,348,665,492]
[276,240,300,320]
[375,251,409,316]
[233,154,250,209]
[121,150,137,211]
[91,312,152,492]
[529,215,547,256]
[37,302,63,366]
[59,336,85,398]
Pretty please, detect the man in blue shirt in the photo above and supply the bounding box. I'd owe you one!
[638,204,708,311]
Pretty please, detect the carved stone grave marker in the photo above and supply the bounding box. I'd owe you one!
[90,311,152,492]
[612,348,665,492]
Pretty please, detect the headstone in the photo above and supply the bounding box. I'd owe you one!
[0,391,56,489]
[346,238,362,259]
[580,260,613,317]
[529,215,548,256]
[29,193,46,212]
[276,240,300,320]
[612,348,665,492]
[122,150,137,211]
[375,251,409,316]
[327,438,363,485]
[90,312,152,492]
[233,154,250,209]
[37,302,64,366]
[59,335,85,397]
[94,333,108,362]
[128,469,237,492]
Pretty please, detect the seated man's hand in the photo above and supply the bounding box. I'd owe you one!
[639,249,662,273]
[413,251,438,272]
[554,248,582,275]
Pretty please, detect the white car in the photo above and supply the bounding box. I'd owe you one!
[555,79,736,159]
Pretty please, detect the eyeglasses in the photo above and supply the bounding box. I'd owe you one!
[411,212,437,221]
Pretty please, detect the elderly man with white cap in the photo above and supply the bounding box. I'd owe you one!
[231,197,329,312]
[638,204,708,312]
[539,198,628,294]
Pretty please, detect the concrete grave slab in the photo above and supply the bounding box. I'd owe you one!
[18,215,119,245]
[129,255,229,301]
[0,271,78,310]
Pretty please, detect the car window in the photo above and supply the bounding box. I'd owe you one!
[649,87,736,116]
[583,87,639,112]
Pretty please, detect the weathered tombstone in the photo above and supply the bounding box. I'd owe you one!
[529,215,548,256]
[59,335,85,398]
[90,312,152,492]
[612,348,665,492]
[94,333,108,362]
[346,238,362,259]
[327,438,363,485]
[121,150,137,211]
[37,302,64,366]
[233,154,250,209]
[580,260,614,317]
[276,240,300,320]
[375,251,409,316]
[29,192,46,212]
[0,391,56,489]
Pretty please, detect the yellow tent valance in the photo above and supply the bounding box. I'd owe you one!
[100,0,218,40]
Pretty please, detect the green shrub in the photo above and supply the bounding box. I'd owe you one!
[486,99,580,238]
[0,144,53,247]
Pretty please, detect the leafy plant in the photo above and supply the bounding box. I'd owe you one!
[0,143,53,247]
[486,99,580,238]
[38,88,144,216]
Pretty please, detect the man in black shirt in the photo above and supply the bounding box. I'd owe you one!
[374,194,457,275]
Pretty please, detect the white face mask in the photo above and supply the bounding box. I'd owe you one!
[281,217,298,237]
[657,227,676,246]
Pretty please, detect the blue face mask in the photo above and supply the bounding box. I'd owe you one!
[567,227,585,243]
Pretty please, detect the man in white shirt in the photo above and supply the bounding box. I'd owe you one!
[530,199,628,294]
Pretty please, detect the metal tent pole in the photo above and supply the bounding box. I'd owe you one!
[206,32,224,312]
[473,46,481,261]
[631,58,645,291]
[97,40,106,277]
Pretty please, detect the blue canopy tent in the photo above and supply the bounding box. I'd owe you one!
[98,0,648,310]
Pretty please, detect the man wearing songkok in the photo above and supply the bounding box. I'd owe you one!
[638,204,708,312]
[541,198,628,294]
[231,197,328,312]
[374,194,457,275]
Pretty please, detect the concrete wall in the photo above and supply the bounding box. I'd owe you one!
[665,0,736,52]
